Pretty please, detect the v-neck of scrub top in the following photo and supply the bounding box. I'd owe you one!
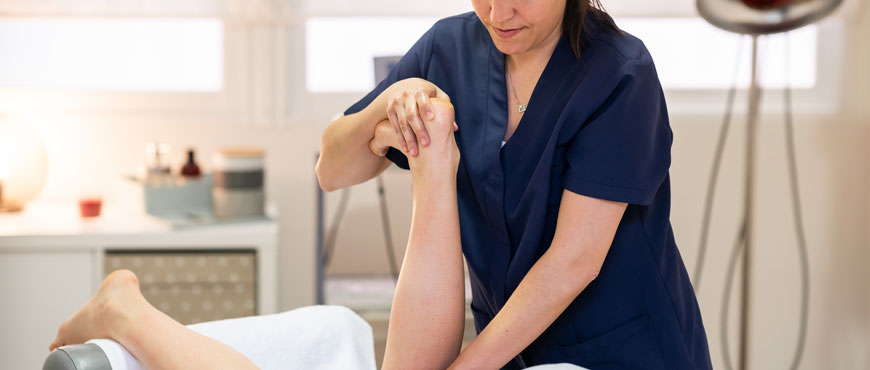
[486,33,577,307]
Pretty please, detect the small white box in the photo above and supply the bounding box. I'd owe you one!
[141,174,213,219]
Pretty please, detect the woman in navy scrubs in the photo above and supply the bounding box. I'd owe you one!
[317,0,713,368]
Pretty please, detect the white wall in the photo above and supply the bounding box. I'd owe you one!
[13,1,870,369]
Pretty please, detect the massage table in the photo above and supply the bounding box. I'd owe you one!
[43,305,586,370]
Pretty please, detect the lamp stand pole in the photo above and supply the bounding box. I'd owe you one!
[315,153,325,305]
[739,33,761,370]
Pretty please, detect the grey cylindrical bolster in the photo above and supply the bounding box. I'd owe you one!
[44,343,112,370]
[213,170,264,189]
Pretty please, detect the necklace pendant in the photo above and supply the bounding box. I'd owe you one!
[518,104,527,113]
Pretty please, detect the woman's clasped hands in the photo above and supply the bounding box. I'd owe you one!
[370,78,459,176]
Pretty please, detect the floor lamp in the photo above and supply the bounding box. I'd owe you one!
[695,0,843,369]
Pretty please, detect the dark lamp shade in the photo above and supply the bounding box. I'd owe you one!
[697,0,843,34]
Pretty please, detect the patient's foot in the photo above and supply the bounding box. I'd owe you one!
[422,98,456,146]
[409,98,459,175]
[49,269,149,351]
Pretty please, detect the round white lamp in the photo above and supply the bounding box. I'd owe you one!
[0,116,48,212]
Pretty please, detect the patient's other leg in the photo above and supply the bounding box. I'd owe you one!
[50,269,258,370]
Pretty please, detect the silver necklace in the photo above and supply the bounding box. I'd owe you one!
[506,63,527,113]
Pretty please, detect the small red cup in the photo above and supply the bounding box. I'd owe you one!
[79,198,102,218]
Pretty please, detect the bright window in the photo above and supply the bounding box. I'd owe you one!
[0,18,223,91]
[305,17,437,93]
[618,18,816,90]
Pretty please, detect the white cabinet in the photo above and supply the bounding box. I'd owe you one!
[0,250,95,370]
[0,203,278,370]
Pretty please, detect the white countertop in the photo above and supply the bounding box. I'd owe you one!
[0,202,278,248]
[0,202,169,236]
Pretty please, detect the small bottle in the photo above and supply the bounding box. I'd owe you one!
[181,149,201,178]
[145,142,172,185]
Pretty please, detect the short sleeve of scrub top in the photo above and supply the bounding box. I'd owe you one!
[561,59,671,205]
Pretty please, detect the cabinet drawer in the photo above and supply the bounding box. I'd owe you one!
[105,250,256,324]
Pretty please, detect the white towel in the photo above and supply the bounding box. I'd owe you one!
[86,304,586,370]
[88,305,377,370]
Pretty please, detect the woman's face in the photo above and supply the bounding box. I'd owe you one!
[472,0,566,56]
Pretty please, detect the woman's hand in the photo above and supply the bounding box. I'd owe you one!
[370,106,459,159]
[379,78,451,157]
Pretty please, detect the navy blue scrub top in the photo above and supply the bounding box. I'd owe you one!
[344,12,712,370]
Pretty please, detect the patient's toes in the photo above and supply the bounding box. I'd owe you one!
[49,320,73,351]
[49,335,60,351]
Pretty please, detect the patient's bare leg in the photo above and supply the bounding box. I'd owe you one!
[382,98,465,370]
[50,269,257,370]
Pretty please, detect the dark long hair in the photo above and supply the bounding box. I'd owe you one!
[563,0,621,59]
